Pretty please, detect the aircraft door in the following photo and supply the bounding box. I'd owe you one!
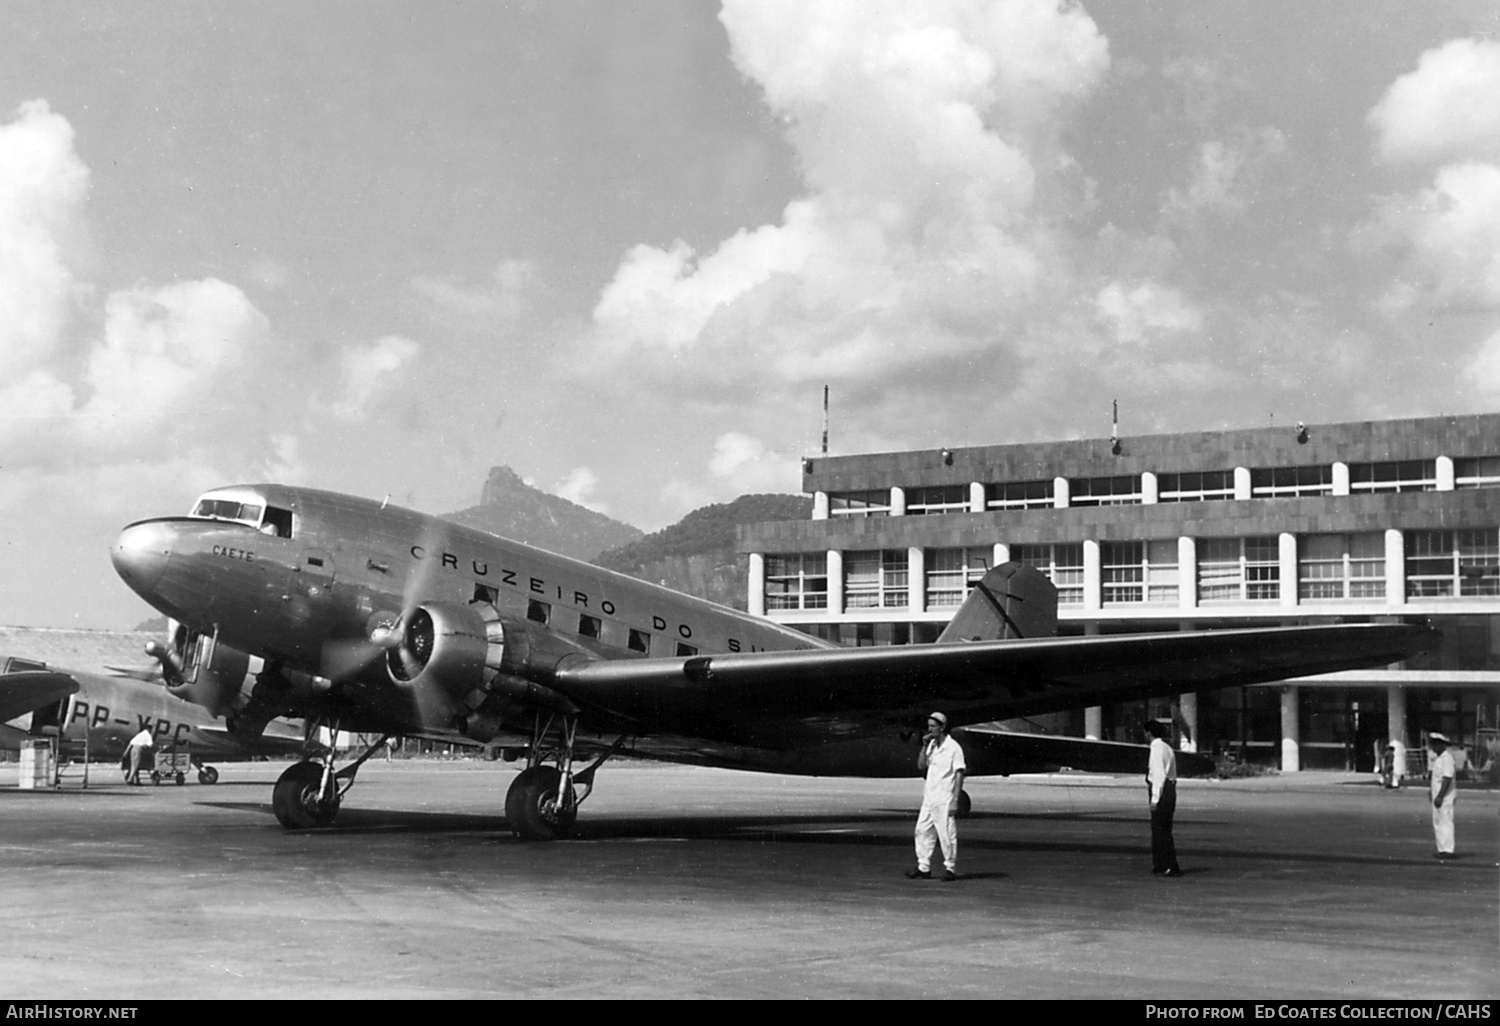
[299,550,336,592]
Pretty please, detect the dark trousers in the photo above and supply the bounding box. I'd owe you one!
[1151,780,1180,873]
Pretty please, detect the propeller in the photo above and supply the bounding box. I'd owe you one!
[320,517,451,681]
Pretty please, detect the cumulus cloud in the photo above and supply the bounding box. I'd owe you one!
[0,99,89,374]
[1360,39,1500,319]
[1095,281,1204,345]
[331,335,421,422]
[1370,38,1500,166]
[1164,129,1286,219]
[412,258,540,324]
[585,0,1110,397]
[555,466,609,514]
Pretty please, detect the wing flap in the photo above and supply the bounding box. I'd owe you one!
[550,622,1436,746]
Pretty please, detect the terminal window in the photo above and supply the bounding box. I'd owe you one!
[905,485,970,515]
[1250,464,1332,498]
[1068,475,1142,507]
[985,479,1054,510]
[1298,532,1385,600]
[1157,470,1235,503]
[1455,456,1500,489]
[1198,537,1279,602]
[1012,543,1084,606]
[829,490,890,517]
[844,550,909,609]
[1406,529,1500,597]
[1349,459,1436,494]
[764,554,828,610]
[924,547,991,607]
[1102,540,1179,604]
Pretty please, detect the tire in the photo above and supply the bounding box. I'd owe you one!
[272,761,340,829]
[198,766,220,785]
[504,766,577,841]
[150,771,161,786]
[955,789,972,819]
[174,772,185,786]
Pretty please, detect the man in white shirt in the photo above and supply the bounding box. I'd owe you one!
[1429,733,1457,860]
[906,711,966,882]
[126,728,155,786]
[1144,720,1182,877]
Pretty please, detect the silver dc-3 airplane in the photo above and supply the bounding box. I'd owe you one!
[0,654,308,783]
[110,484,1437,838]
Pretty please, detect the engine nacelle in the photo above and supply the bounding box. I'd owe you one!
[151,621,250,718]
[385,602,592,708]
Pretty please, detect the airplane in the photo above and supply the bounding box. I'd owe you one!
[0,655,309,784]
[110,483,1437,838]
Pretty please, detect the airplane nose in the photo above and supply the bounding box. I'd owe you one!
[111,520,175,594]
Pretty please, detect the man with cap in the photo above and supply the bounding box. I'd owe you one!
[1428,732,1457,859]
[906,711,966,881]
[1144,720,1183,877]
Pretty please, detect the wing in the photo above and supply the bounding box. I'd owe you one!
[0,670,80,724]
[179,725,312,759]
[550,622,1436,748]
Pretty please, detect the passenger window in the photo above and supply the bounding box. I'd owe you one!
[675,643,698,657]
[578,615,601,639]
[527,600,550,625]
[628,629,650,654]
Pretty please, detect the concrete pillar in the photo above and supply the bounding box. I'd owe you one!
[1083,538,1102,612]
[1279,532,1298,608]
[1332,462,1350,496]
[1178,536,1198,610]
[890,486,905,516]
[747,552,766,616]
[1053,476,1070,509]
[1178,692,1199,753]
[827,549,844,614]
[908,546,925,614]
[1436,455,1455,491]
[812,491,829,520]
[1280,685,1300,772]
[1233,466,1251,501]
[1084,621,1102,740]
[1385,529,1405,606]
[1141,471,1159,505]
[1387,683,1407,747]
[969,481,985,513]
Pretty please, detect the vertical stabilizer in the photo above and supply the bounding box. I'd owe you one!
[936,562,1058,642]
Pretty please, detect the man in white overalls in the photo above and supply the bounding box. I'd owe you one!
[1429,732,1457,860]
[906,712,966,882]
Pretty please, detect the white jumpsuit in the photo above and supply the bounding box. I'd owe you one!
[915,735,966,873]
[1430,748,1456,855]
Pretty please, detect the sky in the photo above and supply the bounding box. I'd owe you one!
[4,0,1500,629]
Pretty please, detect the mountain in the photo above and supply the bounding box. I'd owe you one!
[593,494,813,609]
[442,466,643,560]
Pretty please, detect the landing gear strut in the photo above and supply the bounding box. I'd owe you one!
[504,712,624,841]
[271,720,389,831]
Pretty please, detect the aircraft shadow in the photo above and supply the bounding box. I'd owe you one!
[189,801,1469,869]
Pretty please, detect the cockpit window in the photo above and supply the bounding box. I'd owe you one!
[192,498,265,526]
[263,506,294,538]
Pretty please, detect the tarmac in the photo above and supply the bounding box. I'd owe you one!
[0,760,1495,1000]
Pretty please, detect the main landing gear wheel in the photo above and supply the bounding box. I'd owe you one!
[272,761,340,829]
[955,789,972,819]
[198,765,219,785]
[505,766,577,841]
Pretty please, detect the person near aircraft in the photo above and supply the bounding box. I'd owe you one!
[1429,732,1457,860]
[125,727,154,786]
[1144,720,1182,877]
[907,711,965,882]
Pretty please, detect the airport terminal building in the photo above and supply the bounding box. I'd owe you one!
[739,413,1500,772]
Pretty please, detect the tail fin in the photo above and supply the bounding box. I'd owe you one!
[936,562,1058,642]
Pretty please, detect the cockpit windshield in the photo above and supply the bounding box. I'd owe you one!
[192,498,265,526]
[190,490,295,537]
